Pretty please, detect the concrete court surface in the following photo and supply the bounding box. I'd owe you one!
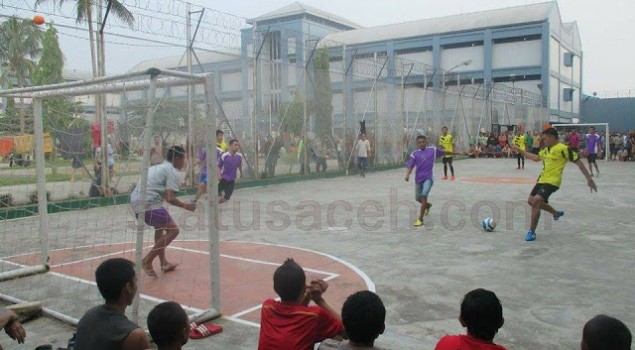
[1,157,634,349]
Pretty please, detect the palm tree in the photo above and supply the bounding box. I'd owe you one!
[34,0,134,79]
[0,17,43,134]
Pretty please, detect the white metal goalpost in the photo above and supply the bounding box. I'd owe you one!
[0,68,221,325]
[552,123,610,162]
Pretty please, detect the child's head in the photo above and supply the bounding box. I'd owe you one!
[147,301,189,349]
[342,291,385,346]
[459,288,504,342]
[273,258,306,302]
[581,314,632,350]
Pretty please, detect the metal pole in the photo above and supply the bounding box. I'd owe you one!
[204,74,221,313]
[132,73,158,324]
[303,45,309,175]
[187,3,196,187]
[33,99,49,267]
[252,25,260,178]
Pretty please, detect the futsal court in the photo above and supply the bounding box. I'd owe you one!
[1,157,634,349]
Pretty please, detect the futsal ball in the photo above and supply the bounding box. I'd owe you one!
[481,217,496,232]
[33,15,45,25]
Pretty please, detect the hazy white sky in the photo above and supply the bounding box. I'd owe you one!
[43,0,635,94]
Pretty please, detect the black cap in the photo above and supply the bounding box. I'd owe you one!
[542,127,558,138]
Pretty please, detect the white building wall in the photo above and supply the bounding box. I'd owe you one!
[441,46,484,71]
[549,37,560,73]
[332,92,343,114]
[572,55,581,85]
[560,45,572,78]
[492,40,541,68]
[221,72,241,92]
[550,76,560,110]
[396,51,433,66]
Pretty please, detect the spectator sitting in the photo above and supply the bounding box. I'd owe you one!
[0,307,26,346]
[435,288,507,350]
[319,290,386,349]
[147,301,189,350]
[258,258,344,350]
[75,258,150,350]
[502,144,512,158]
[581,314,631,350]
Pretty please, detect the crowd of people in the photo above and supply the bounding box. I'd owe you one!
[6,257,628,350]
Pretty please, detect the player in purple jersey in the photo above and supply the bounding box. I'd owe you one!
[585,127,601,177]
[405,135,465,227]
[217,139,243,203]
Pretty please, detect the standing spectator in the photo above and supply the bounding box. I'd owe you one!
[147,301,189,350]
[319,291,386,350]
[258,259,343,350]
[355,133,371,177]
[568,130,580,153]
[75,258,150,350]
[150,135,164,166]
[581,314,631,350]
[498,132,507,148]
[435,288,507,350]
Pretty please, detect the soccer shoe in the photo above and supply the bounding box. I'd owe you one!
[414,218,423,227]
[525,230,536,241]
[442,176,448,180]
[450,176,455,181]
[553,211,564,220]
[425,202,432,216]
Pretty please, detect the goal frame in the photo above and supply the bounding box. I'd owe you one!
[551,122,610,162]
[0,68,222,325]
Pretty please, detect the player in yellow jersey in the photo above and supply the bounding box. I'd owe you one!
[513,128,596,241]
[439,127,455,180]
[512,130,526,170]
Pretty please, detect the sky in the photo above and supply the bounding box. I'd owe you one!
[5,0,634,94]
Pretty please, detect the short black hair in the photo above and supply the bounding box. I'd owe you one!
[229,139,239,146]
[416,135,426,141]
[542,127,559,139]
[342,291,385,345]
[95,258,135,303]
[148,301,189,347]
[166,146,185,162]
[460,288,504,341]
[273,258,305,302]
[583,314,632,350]
[216,129,224,136]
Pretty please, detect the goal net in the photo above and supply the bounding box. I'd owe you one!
[0,68,221,325]
[552,123,610,161]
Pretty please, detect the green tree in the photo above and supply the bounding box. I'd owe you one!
[35,0,134,80]
[0,17,42,134]
[127,98,199,143]
[311,47,333,138]
[32,24,83,132]
[279,94,305,136]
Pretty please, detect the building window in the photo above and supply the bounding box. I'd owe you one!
[564,52,574,67]
[288,36,296,56]
[563,88,575,101]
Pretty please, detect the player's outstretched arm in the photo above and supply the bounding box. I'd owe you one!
[575,160,597,192]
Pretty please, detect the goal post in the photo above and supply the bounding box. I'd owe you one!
[0,68,221,325]
[552,123,610,162]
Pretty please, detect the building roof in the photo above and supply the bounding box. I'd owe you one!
[247,2,362,29]
[128,49,241,72]
[321,1,557,47]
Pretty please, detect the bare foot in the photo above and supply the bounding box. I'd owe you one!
[161,263,179,273]
[142,260,158,278]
